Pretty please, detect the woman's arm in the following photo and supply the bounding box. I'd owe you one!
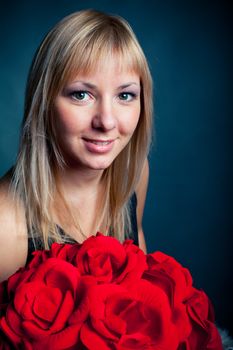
[0,179,27,282]
[135,159,149,254]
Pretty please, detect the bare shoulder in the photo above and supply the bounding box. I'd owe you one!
[135,159,149,253]
[0,174,28,282]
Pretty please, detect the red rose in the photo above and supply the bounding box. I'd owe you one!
[0,258,90,349]
[79,280,180,350]
[143,251,193,304]
[142,251,194,342]
[0,235,224,350]
[184,289,223,349]
[143,252,223,349]
[67,233,147,286]
[27,242,77,269]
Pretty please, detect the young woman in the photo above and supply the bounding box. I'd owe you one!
[0,9,153,282]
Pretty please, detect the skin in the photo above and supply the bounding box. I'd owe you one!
[0,56,149,282]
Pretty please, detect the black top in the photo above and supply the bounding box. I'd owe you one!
[27,193,138,263]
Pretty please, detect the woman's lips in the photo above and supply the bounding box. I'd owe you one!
[83,138,115,154]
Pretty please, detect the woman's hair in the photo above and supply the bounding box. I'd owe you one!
[11,9,153,248]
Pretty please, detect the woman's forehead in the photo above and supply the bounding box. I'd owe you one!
[65,51,141,84]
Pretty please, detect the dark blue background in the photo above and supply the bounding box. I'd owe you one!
[0,0,232,335]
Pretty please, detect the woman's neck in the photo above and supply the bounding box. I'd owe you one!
[56,165,104,201]
[52,165,108,240]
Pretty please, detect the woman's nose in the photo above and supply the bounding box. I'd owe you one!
[92,98,116,131]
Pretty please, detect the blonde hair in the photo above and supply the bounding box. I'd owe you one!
[12,9,153,248]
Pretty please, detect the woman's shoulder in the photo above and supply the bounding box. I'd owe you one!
[0,173,28,282]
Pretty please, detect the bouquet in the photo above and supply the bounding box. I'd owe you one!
[0,233,223,349]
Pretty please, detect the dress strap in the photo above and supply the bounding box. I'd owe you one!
[129,192,139,246]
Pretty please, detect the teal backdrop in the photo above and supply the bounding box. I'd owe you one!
[0,0,232,335]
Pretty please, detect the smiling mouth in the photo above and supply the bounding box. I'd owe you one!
[83,138,114,145]
[82,138,115,154]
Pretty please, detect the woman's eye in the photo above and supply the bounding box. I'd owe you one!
[70,91,90,101]
[118,92,136,102]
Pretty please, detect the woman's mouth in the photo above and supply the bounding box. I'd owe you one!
[83,138,115,154]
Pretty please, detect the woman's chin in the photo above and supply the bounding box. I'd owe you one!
[81,153,118,171]
[87,160,113,171]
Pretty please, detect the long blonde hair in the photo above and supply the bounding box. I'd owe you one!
[11,9,153,248]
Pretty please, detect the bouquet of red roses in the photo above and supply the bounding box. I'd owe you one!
[0,233,223,349]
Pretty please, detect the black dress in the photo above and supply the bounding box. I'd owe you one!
[27,193,138,264]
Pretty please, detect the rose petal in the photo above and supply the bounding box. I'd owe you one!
[118,332,152,350]
[0,316,21,345]
[33,286,63,322]
[31,258,80,293]
[5,304,23,337]
[80,322,112,350]
[36,323,82,349]
[49,290,74,332]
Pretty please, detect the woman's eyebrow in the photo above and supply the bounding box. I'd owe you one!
[71,81,96,89]
[69,81,140,90]
[118,83,140,89]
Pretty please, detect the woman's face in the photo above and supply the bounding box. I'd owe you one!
[53,56,141,172]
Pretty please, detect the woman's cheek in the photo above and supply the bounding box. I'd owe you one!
[54,98,86,134]
[118,109,140,136]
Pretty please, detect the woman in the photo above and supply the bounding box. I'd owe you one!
[0,9,153,282]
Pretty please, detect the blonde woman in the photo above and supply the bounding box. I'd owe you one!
[0,9,153,282]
